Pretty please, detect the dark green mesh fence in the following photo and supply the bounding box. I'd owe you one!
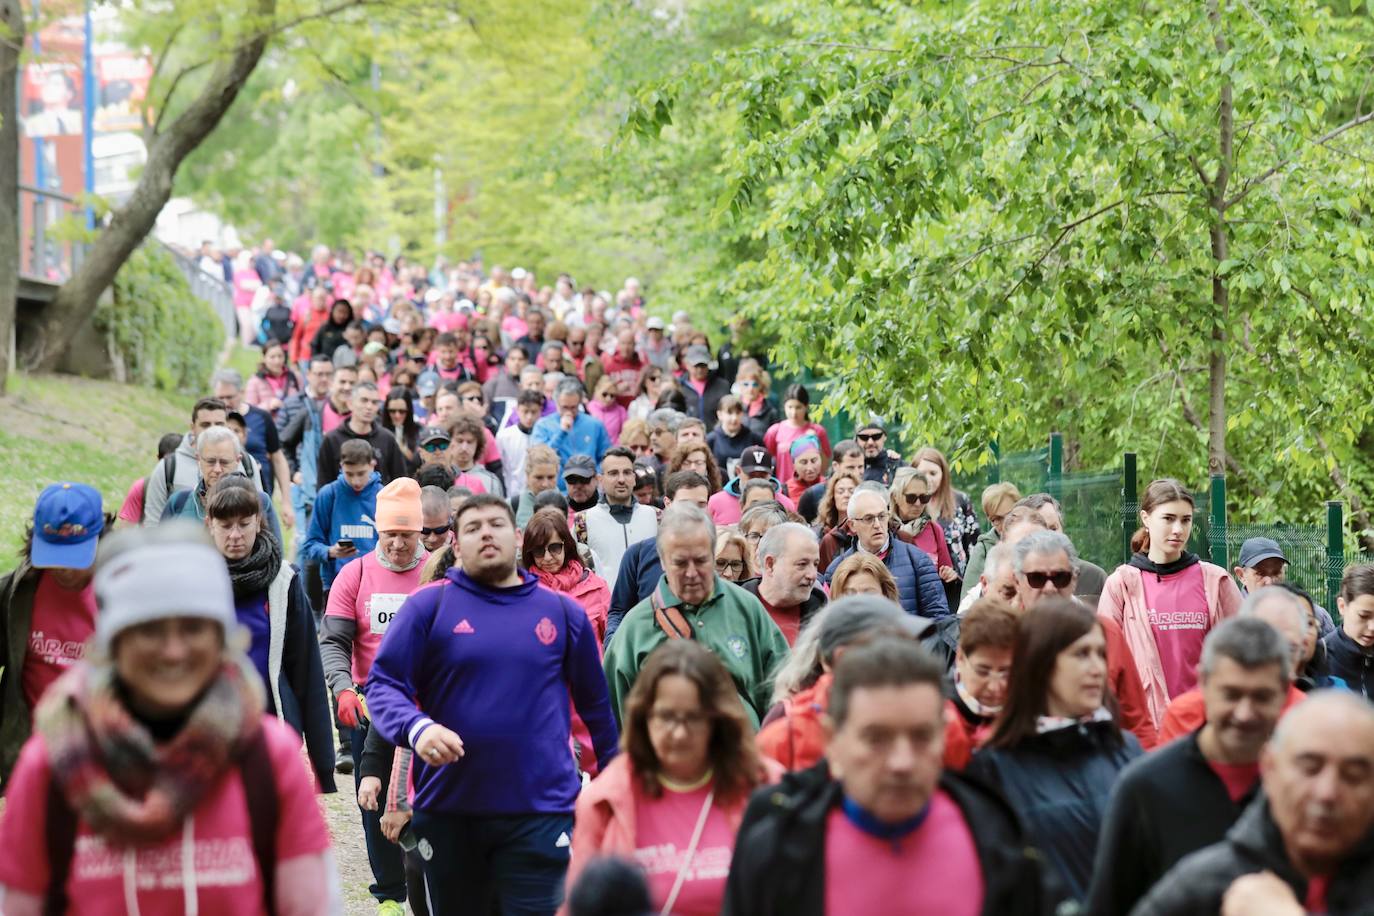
[1055,471,1123,573]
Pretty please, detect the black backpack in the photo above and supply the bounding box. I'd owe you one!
[44,725,278,914]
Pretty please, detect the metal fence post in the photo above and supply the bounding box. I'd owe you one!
[1122,452,1137,564]
[988,440,1001,486]
[1208,474,1228,568]
[1327,501,1344,618]
[1048,432,1063,501]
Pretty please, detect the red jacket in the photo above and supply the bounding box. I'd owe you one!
[1101,614,1159,749]
[756,674,831,771]
[289,305,329,364]
[942,699,995,771]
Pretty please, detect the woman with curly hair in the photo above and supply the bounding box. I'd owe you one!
[668,441,723,495]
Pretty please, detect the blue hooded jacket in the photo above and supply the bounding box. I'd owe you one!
[302,470,382,588]
[825,537,951,619]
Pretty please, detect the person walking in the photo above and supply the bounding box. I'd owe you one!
[568,641,779,915]
[1326,563,1374,696]
[204,479,336,791]
[525,508,613,642]
[823,483,950,619]
[1098,478,1243,730]
[969,599,1143,904]
[762,384,830,487]
[366,494,619,915]
[0,526,339,913]
[315,381,409,486]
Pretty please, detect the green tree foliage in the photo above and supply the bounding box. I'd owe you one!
[614,0,1374,528]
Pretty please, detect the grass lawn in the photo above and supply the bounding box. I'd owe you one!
[0,346,284,559]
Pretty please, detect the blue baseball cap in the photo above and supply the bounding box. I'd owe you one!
[31,482,104,570]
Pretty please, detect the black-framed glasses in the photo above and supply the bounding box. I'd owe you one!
[529,541,566,558]
[903,492,932,506]
[1023,569,1074,589]
[421,525,450,537]
[856,432,884,442]
[715,558,745,574]
[648,710,712,732]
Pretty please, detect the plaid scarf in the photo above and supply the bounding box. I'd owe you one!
[34,657,265,846]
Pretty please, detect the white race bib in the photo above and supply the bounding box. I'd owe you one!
[369,593,407,635]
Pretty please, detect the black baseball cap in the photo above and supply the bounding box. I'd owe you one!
[739,446,774,474]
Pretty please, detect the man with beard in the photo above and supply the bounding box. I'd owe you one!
[738,522,826,647]
[366,494,618,914]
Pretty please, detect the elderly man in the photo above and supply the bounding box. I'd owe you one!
[1012,493,1108,603]
[142,397,232,525]
[161,426,281,539]
[602,502,789,727]
[1133,691,1374,916]
[212,368,294,526]
[1011,528,1080,608]
[1157,585,1311,744]
[1090,616,1296,916]
[723,637,1055,916]
[1234,537,1336,636]
[739,521,826,646]
[957,542,1019,613]
[531,378,612,481]
[824,482,949,619]
[419,485,453,554]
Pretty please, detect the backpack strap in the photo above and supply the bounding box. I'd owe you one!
[44,776,77,916]
[651,587,694,641]
[162,452,177,495]
[238,724,279,915]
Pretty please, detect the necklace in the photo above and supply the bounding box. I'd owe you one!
[657,767,714,793]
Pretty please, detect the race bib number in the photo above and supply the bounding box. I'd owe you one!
[369,593,406,635]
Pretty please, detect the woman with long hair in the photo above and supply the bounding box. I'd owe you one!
[0,525,338,912]
[668,442,723,495]
[815,471,861,568]
[628,366,667,423]
[912,446,981,581]
[1098,478,1241,729]
[762,384,830,486]
[204,479,335,791]
[522,508,611,642]
[733,359,777,438]
[889,467,955,576]
[971,599,1142,903]
[310,298,354,358]
[244,338,303,417]
[382,385,423,475]
[568,641,778,915]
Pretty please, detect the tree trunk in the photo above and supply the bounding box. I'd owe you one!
[1206,0,1233,477]
[18,0,277,371]
[0,0,24,394]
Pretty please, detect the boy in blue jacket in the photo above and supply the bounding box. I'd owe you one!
[302,438,382,612]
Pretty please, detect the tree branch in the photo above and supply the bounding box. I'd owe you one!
[1225,110,1374,209]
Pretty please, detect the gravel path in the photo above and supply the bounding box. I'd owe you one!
[322,777,396,915]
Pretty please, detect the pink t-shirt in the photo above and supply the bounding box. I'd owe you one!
[0,717,329,915]
[1141,561,1210,698]
[322,401,347,435]
[824,790,983,916]
[117,477,147,524]
[633,783,737,916]
[763,421,831,487]
[325,553,426,685]
[22,575,97,710]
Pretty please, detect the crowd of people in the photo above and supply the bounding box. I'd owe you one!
[2,244,1374,915]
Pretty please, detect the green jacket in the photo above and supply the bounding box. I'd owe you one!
[603,575,790,730]
[960,525,1001,601]
[0,562,40,787]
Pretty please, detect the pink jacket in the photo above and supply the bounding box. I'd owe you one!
[565,755,783,913]
[1097,561,1242,729]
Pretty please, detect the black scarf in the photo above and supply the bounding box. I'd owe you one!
[226,527,282,600]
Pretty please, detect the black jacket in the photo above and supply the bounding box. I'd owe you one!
[863,450,903,486]
[1087,729,1257,916]
[1324,628,1374,697]
[315,421,409,488]
[706,424,765,471]
[1130,796,1374,916]
[681,373,734,430]
[722,762,1060,916]
[970,720,1142,904]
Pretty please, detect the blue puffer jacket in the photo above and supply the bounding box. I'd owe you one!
[825,539,950,618]
[970,719,1142,904]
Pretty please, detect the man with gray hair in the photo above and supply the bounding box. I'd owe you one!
[740,522,826,645]
[602,502,789,727]
[1133,691,1374,916]
[1011,529,1079,610]
[824,481,949,618]
[419,485,453,554]
[1089,615,1296,915]
[957,542,1019,613]
[531,376,612,484]
[161,426,282,539]
[1157,585,1310,744]
[212,368,294,527]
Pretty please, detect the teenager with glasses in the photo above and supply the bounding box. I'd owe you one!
[1098,478,1242,733]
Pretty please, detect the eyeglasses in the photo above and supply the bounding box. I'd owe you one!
[421,525,450,537]
[389,407,409,415]
[903,492,932,506]
[715,558,745,574]
[421,441,450,453]
[1022,569,1074,589]
[630,443,653,454]
[462,395,483,403]
[738,380,759,388]
[528,541,566,558]
[856,432,884,442]
[648,710,712,732]
[851,512,890,528]
[744,531,764,543]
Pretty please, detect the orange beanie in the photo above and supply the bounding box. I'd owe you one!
[375,478,422,532]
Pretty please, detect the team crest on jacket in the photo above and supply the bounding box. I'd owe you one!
[726,635,748,659]
[535,616,558,645]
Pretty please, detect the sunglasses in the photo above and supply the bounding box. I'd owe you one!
[903,492,932,506]
[528,541,565,558]
[421,441,450,453]
[856,432,884,442]
[420,525,450,537]
[1022,569,1074,589]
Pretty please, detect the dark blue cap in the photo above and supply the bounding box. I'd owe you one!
[31,482,104,570]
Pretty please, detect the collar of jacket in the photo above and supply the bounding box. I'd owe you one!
[655,574,724,612]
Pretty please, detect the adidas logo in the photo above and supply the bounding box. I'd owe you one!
[453,619,475,634]
[555,832,571,849]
